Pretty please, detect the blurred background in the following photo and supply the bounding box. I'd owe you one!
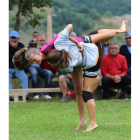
[9,0,131,47]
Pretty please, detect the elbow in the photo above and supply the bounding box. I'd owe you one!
[66,24,73,33]
[68,24,73,27]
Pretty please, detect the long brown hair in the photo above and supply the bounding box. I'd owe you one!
[12,47,39,70]
[47,49,72,69]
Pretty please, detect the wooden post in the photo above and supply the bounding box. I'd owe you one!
[46,8,53,43]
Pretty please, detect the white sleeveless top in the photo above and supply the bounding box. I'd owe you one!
[54,28,99,72]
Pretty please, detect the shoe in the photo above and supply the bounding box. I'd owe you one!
[102,95,108,100]
[26,95,30,100]
[42,95,52,99]
[127,94,131,98]
[102,97,108,100]
[33,95,39,99]
[119,93,128,100]
[10,96,14,101]
[59,95,70,102]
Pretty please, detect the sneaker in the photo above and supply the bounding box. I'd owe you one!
[127,94,131,98]
[10,96,14,101]
[33,95,39,99]
[119,93,128,100]
[102,96,108,100]
[42,95,52,99]
[59,95,70,102]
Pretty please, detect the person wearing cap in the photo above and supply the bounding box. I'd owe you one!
[119,30,131,76]
[9,30,29,101]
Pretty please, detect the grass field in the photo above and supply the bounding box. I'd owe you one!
[9,98,131,140]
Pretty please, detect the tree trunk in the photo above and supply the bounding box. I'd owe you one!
[14,0,21,32]
[14,12,20,32]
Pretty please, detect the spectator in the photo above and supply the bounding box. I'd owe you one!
[101,42,131,100]
[29,31,39,46]
[59,72,101,102]
[28,34,53,99]
[58,72,72,102]
[71,32,77,37]
[119,31,131,76]
[101,40,110,59]
[9,30,29,100]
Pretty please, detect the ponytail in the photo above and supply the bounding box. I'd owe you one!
[12,47,39,70]
[47,49,72,69]
[12,48,30,70]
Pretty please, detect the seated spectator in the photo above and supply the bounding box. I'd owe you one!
[29,31,39,46]
[28,34,54,99]
[59,72,101,102]
[119,31,131,76]
[101,40,110,59]
[9,30,29,100]
[71,32,77,37]
[101,42,131,100]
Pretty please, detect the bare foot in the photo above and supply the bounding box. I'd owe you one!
[75,120,87,130]
[83,123,98,132]
[120,20,127,33]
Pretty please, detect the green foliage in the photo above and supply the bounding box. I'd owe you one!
[9,0,130,44]
[9,99,131,140]
[89,9,101,20]
[9,0,52,30]
[104,11,113,18]
[78,5,90,14]
[59,0,131,16]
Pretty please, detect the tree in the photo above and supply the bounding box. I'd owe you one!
[89,9,101,20]
[9,0,52,31]
[78,5,89,14]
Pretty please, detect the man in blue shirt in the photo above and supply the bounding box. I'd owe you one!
[101,40,110,59]
[9,30,29,100]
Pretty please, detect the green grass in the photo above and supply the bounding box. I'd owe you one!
[9,99,131,140]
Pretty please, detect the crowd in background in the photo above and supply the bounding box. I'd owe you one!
[9,29,131,102]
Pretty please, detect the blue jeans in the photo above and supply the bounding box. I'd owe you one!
[29,64,53,96]
[58,70,63,76]
[102,75,131,98]
[9,68,29,96]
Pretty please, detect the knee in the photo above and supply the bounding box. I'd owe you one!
[29,69,38,76]
[21,74,28,81]
[122,75,131,83]
[44,70,53,78]
[82,91,93,103]
[96,75,101,84]
[59,75,65,84]
[75,86,83,94]
[102,76,110,83]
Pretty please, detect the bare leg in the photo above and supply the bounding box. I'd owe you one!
[59,75,68,96]
[90,20,127,44]
[71,67,87,130]
[83,77,98,132]
[92,75,101,94]
[98,20,127,34]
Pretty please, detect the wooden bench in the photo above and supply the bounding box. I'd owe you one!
[9,88,62,102]
[10,76,103,102]
[10,76,128,102]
